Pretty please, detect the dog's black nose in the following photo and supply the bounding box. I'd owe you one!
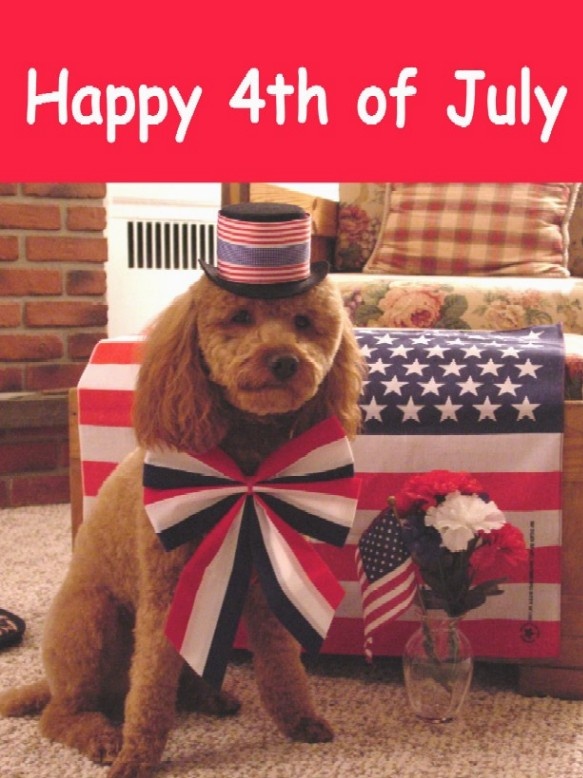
[269,354,299,381]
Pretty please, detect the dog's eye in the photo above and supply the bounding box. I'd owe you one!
[294,315,311,330]
[231,309,253,325]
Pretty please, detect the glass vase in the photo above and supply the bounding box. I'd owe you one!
[402,612,473,722]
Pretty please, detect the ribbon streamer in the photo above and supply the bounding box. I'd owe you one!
[143,416,362,688]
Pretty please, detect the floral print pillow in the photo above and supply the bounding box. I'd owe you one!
[334,183,385,271]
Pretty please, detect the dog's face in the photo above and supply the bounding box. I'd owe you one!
[134,274,364,454]
[196,277,345,416]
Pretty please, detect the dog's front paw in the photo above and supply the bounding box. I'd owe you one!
[89,726,123,765]
[106,757,154,778]
[288,715,334,743]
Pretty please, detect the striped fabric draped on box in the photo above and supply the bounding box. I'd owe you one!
[78,324,564,660]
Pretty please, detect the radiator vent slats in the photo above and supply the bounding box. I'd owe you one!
[127,220,216,269]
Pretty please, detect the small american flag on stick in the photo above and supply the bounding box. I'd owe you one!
[355,500,417,660]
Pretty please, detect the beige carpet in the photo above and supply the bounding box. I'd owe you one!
[1,504,583,778]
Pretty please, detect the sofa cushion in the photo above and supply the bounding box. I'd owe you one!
[334,274,583,334]
[363,183,580,278]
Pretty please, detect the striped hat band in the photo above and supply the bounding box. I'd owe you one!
[216,211,312,285]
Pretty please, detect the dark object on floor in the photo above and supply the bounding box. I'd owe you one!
[0,609,25,649]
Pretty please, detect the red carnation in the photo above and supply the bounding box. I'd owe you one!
[395,470,485,516]
[470,524,528,585]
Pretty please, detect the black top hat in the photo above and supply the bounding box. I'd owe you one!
[199,202,329,299]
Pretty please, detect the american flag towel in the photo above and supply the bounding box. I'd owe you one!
[351,324,564,659]
[77,324,564,660]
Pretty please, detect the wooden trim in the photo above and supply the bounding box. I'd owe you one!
[222,182,339,265]
[248,183,338,238]
[221,182,339,238]
[562,402,583,597]
[0,391,68,429]
[562,401,583,480]
[221,183,250,207]
[68,388,83,543]
[519,666,583,699]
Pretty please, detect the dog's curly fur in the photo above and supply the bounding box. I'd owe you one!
[0,275,365,778]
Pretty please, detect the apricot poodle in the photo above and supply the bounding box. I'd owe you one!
[0,273,364,777]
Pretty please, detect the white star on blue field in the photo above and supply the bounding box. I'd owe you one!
[355,326,564,435]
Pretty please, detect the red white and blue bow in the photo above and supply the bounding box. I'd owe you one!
[143,417,361,689]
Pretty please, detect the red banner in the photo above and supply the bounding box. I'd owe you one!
[1,1,581,181]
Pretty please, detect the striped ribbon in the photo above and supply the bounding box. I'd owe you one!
[143,417,362,688]
[216,212,312,284]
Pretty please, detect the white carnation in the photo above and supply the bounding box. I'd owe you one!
[424,491,506,552]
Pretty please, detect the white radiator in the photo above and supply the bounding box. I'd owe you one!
[126,219,216,270]
[106,184,220,337]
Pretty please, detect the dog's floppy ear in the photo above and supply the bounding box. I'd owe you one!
[133,286,228,453]
[296,313,365,438]
[321,315,366,437]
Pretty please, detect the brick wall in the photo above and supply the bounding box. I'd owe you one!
[0,183,108,507]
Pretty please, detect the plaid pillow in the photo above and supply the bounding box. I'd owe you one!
[364,183,580,277]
